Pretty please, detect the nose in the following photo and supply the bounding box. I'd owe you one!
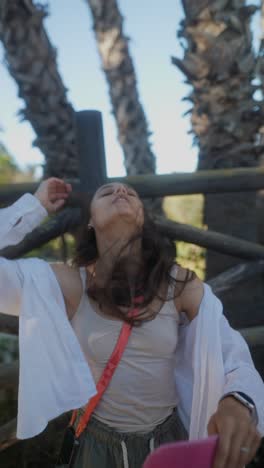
[114,184,127,195]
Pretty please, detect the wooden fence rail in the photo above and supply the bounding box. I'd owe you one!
[1,167,264,204]
[0,419,17,451]
[207,260,264,294]
[156,218,264,260]
[2,209,264,263]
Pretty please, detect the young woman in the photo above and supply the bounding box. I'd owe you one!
[0,177,263,468]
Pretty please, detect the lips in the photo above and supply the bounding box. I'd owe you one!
[113,196,129,204]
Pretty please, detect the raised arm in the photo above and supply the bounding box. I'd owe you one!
[0,178,72,316]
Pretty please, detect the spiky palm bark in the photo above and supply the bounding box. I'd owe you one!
[255,0,264,244]
[0,0,77,178]
[86,0,156,177]
[173,0,264,328]
[254,1,264,164]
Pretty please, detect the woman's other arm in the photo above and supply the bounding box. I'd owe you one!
[175,269,262,468]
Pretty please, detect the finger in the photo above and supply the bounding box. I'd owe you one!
[52,199,65,211]
[250,432,262,463]
[236,430,261,468]
[52,180,68,192]
[49,181,70,196]
[207,417,217,437]
[212,426,233,468]
[48,177,64,183]
[56,183,71,196]
[52,190,69,198]
[48,178,67,190]
[49,193,69,203]
[225,424,249,468]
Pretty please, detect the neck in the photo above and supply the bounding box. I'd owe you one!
[93,227,143,286]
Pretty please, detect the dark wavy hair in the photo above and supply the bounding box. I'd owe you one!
[71,193,195,326]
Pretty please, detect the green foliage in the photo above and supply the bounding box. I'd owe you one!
[0,336,18,362]
[0,336,18,425]
[163,194,206,279]
[0,143,21,183]
[0,142,39,185]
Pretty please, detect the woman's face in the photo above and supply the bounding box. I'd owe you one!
[90,183,144,232]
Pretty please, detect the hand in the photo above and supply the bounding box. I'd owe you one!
[207,396,261,468]
[34,177,72,214]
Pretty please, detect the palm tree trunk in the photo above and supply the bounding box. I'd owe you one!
[85,0,156,177]
[256,0,264,244]
[255,1,264,165]
[173,0,264,328]
[0,0,77,179]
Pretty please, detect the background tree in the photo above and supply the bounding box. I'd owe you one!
[0,0,77,179]
[255,0,264,243]
[0,0,163,212]
[85,0,162,213]
[86,0,156,175]
[172,0,264,329]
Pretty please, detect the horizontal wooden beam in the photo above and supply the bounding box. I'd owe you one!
[156,218,264,260]
[0,207,81,259]
[111,167,264,197]
[2,206,264,263]
[0,418,17,451]
[239,326,264,348]
[1,167,264,202]
[0,361,19,389]
[208,261,264,294]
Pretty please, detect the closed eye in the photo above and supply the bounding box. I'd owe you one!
[100,191,113,197]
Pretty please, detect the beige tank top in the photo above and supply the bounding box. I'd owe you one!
[70,265,180,433]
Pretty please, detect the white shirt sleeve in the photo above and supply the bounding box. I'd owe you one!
[0,194,48,316]
[0,193,48,249]
[175,283,264,439]
[16,259,97,439]
[0,196,97,439]
[220,315,264,434]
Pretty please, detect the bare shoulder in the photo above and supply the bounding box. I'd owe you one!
[174,265,204,321]
[50,262,83,320]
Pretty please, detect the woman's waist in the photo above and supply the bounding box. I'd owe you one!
[79,401,180,435]
[80,385,179,433]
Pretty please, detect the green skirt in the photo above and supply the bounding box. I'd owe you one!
[71,408,188,468]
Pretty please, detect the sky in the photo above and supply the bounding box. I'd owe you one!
[0,0,260,179]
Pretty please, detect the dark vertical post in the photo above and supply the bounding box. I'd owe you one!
[75,110,107,195]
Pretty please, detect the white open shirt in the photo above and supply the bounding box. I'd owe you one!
[0,194,264,440]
